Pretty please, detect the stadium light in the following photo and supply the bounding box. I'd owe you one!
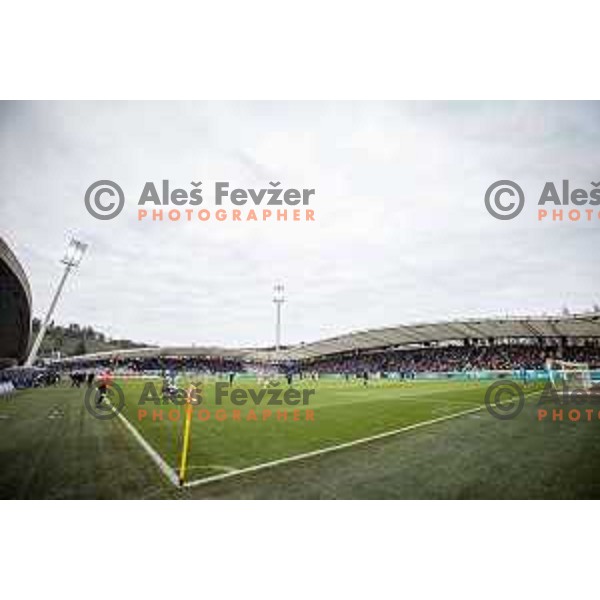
[25,238,88,367]
[273,283,285,360]
[62,238,87,267]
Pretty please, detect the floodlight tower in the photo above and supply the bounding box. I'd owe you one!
[25,238,88,367]
[273,283,285,360]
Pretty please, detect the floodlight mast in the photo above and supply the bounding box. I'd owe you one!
[273,283,285,361]
[25,238,88,367]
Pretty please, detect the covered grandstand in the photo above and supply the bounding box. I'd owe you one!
[47,311,600,369]
[282,312,600,361]
[53,345,274,365]
[0,237,31,366]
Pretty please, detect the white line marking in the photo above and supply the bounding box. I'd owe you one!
[187,464,237,474]
[184,389,543,489]
[184,404,484,489]
[107,400,180,487]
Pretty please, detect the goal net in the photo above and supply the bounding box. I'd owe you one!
[549,360,592,391]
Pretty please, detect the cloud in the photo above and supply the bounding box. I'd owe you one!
[0,101,598,347]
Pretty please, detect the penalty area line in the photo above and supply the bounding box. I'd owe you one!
[106,400,180,487]
[184,403,486,489]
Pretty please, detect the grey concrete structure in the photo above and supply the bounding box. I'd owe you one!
[0,237,32,366]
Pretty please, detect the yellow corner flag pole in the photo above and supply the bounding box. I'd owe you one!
[178,385,194,486]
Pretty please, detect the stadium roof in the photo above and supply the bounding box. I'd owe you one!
[0,237,32,365]
[282,312,600,360]
[54,345,276,364]
[53,312,600,365]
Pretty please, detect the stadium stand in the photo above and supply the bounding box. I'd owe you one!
[33,312,600,378]
[283,313,600,360]
[0,237,31,367]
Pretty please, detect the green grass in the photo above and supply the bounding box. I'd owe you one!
[5,376,600,499]
[0,384,177,499]
[115,377,520,481]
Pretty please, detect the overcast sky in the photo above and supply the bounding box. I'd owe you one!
[0,101,599,347]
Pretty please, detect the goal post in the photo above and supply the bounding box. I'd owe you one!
[549,359,592,391]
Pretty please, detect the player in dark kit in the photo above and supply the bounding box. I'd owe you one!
[96,371,112,405]
[97,381,108,405]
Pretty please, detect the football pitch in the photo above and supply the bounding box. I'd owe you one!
[117,377,498,485]
[3,377,600,499]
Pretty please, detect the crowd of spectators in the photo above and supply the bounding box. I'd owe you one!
[300,342,600,375]
[0,366,61,388]
[53,355,245,375]
[0,355,245,389]
[2,343,600,389]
